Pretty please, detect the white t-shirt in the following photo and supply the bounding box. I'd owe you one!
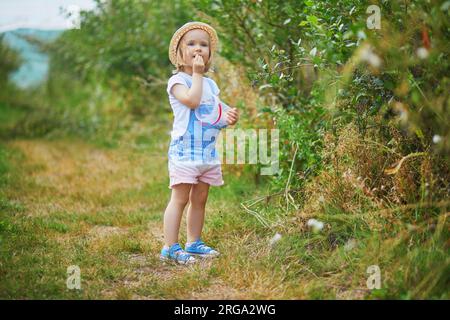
[167,72,227,139]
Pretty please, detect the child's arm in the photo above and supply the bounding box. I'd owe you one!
[170,55,205,109]
[171,74,202,109]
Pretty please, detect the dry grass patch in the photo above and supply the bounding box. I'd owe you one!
[6,139,163,216]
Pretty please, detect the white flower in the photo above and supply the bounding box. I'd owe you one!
[360,45,382,68]
[416,47,429,59]
[357,30,367,40]
[309,47,317,57]
[307,219,324,232]
[269,233,282,246]
[318,195,325,203]
[432,135,442,144]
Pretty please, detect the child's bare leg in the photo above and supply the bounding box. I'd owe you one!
[186,181,210,243]
[163,183,192,247]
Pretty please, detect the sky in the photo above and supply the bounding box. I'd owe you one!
[0,0,97,32]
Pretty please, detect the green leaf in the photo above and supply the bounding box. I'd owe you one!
[415,128,424,139]
[307,15,319,25]
[298,21,309,27]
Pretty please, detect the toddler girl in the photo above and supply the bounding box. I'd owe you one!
[160,22,239,264]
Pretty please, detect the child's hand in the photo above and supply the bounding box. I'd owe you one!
[225,107,239,125]
[193,54,205,74]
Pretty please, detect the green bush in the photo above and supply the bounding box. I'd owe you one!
[193,0,449,190]
[7,0,195,142]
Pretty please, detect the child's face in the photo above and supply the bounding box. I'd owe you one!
[181,29,210,67]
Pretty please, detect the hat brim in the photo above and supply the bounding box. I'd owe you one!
[169,22,219,66]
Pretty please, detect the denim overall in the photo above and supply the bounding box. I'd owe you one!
[168,77,227,164]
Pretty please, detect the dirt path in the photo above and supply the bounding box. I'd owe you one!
[3,138,244,299]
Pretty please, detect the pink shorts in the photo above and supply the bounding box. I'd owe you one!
[168,160,224,189]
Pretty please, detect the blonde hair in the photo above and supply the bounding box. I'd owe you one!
[173,33,214,74]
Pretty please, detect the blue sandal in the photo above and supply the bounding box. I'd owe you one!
[185,239,220,258]
[160,243,196,264]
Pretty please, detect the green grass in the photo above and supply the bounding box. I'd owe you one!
[0,127,448,299]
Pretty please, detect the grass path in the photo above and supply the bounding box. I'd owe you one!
[1,132,387,299]
[0,137,275,299]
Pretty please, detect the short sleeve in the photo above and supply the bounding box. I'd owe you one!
[167,74,189,96]
[207,78,221,96]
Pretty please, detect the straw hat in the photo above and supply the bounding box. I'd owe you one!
[168,21,219,66]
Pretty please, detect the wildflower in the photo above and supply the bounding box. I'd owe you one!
[360,45,382,68]
[416,47,429,59]
[432,135,442,144]
[357,30,367,40]
[307,219,324,233]
[318,195,325,203]
[269,233,282,246]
